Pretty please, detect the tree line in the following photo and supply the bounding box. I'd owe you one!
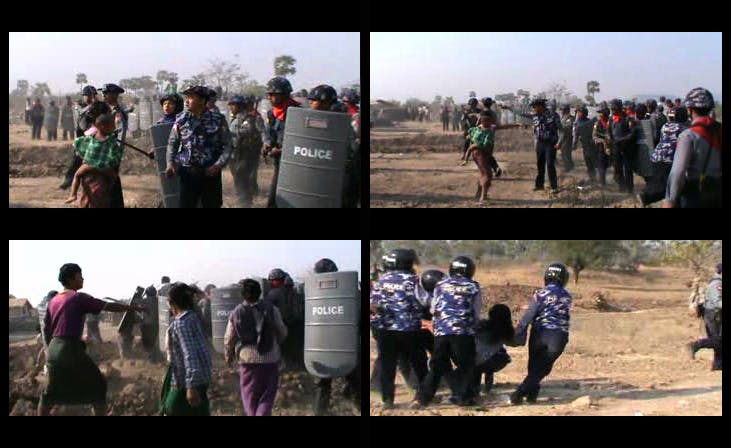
[370,240,722,284]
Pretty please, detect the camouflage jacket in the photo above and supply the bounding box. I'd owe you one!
[705,274,722,310]
[514,284,572,344]
[431,275,481,337]
[230,112,265,161]
[166,110,232,169]
[518,110,559,144]
[556,114,574,149]
[369,270,427,332]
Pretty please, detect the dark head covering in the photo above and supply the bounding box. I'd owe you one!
[314,258,339,273]
[181,85,212,102]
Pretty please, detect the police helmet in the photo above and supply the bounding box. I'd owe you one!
[308,85,338,103]
[382,249,418,271]
[560,104,571,113]
[636,103,647,116]
[340,88,360,104]
[449,256,476,279]
[683,87,715,109]
[544,263,570,287]
[266,77,293,95]
[268,268,288,281]
[314,258,339,274]
[481,97,494,108]
[468,98,478,107]
[420,270,446,294]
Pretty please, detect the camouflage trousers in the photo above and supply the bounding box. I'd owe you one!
[229,150,260,207]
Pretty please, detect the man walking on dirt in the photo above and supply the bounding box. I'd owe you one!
[688,263,722,371]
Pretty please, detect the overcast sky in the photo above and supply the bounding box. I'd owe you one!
[9,240,360,306]
[9,32,360,95]
[371,32,722,103]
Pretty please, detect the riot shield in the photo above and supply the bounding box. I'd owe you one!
[117,291,145,334]
[150,123,179,208]
[304,271,359,378]
[275,108,352,208]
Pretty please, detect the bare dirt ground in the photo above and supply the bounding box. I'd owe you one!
[370,121,657,208]
[9,322,360,416]
[9,124,274,208]
[369,264,722,416]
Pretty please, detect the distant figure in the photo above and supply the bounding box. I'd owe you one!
[44,100,59,141]
[452,106,461,131]
[60,97,75,141]
[24,98,32,125]
[30,98,44,140]
[441,106,450,133]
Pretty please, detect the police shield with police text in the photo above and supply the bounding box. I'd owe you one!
[275,107,352,207]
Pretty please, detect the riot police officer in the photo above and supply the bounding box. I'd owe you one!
[262,77,301,208]
[688,263,722,370]
[415,256,481,408]
[311,258,360,415]
[510,98,560,193]
[664,87,722,208]
[508,263,573,405]
[262,267,303,370]
[228,94,264,207]
[308,85,359,208]
[370,249,429,409]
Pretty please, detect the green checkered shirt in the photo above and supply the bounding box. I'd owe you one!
[73,135,122,170]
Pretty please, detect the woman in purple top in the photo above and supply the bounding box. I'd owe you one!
[38,263,144,416]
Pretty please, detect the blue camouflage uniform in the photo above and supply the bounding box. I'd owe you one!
[515,284,572,342]
[519,109,559,190]
[370,270,429,404]
[510,283,572,400]
[691,272,722,370]
[369,270,426,332]
[166,110,232,169]
[262,101,300,207]
[705,273,722,311]
[431,276,481,337]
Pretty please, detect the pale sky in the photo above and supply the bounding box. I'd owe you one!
[371,32,722,103]
[9,240,361,307]
[9,32,360,95]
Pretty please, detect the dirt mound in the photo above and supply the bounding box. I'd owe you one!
[371,127,535,154]
[9,332,360,415]
[9,124,159,178]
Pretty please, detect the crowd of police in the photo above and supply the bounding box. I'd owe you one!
[369,249,575,409]
[453,87,721,207]
[58,78,360,208]
[370,249,723,411]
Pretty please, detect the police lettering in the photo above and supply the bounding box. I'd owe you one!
[312,305,344,316]
[381,282,413,293]
[440,284,477,295]
[294,145,333,160]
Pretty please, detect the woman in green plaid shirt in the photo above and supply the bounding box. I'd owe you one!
[65,113,122,208]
